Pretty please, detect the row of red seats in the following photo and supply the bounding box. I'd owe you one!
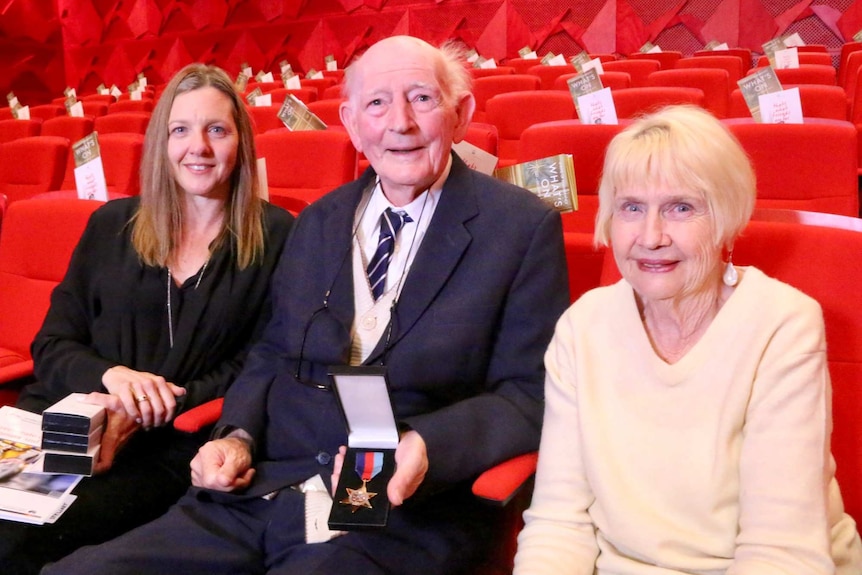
[3,114,856,226]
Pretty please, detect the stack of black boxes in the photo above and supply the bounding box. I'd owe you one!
[41,393,105,476]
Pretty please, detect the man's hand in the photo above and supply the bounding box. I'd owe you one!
[387,430,428,506]
[81,392,141,475]
[101,365,187,429]
[190,438,255,492]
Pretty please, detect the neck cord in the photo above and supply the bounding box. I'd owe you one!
[166,257,209,349]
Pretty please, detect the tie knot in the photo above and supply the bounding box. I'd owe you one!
[380,208,412,238]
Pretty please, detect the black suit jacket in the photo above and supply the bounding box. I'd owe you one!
[218,154,569,499]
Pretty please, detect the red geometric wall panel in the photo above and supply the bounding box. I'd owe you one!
[0,0,857,106]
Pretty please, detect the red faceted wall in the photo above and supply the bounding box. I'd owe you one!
[3,0,862,106]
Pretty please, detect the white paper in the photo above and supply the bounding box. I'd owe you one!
[331,373,399,449]
[326,60,338,71]
[713,43,730,50]
[310,71,324,79]
[69,101,84,118]
[522,51,538,60]
[577,88,618,125]
[782,32,805,47]
[8,96,18,108]
[16,106,29,120]
[260,72,274,83]
[256,157,269,201]
[452,140,498,175]
[110,85,122,99]
[547,54,568,67]
[0,406,82,525]
[774,47,800,69]
[137,77,147,88]
[758,88,803,124]
[254,93,272,107]
[130,90,142,101]
[0,474,80,525]
[242,66,253,78]
[479,58,497,69]
[74,157,109,201]
[647,45,663,53]
[285,74,302,89]
[582,58,605,75]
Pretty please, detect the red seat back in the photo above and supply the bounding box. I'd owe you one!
[0,198,100,387]
[94,112,151,135]
[647,68,731,118]
[724,118,858,216]
[486,91,576,165]
[611,86,705,119]
[99,133,144,196]
[255,129,357,207]
[0,136,68,203]
[0,119,42,144]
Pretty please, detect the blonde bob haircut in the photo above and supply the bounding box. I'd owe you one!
[594,105,755,250]
[131,63,264,270]
[341,36,473,111]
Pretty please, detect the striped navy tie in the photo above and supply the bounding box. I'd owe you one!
[366,208,412,300]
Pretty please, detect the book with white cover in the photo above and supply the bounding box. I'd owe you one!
[452,140,498,175]
[72,134,109,202]
[758,87,803,124]
[774,47,799,69]
[577,88,618,125]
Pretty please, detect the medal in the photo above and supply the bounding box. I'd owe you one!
[340,451,382,513]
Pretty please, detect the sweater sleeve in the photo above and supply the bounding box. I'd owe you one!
[728,291,835,575]
[31,208,122,399]
[513,309,600,575]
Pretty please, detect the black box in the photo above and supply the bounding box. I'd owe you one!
[328,367,398,531]
[42,393,106,435]
[43,444,100,476]
[41,426,103,454]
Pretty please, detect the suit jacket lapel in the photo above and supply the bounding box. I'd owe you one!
[322,175,374,328]
[365,155,478,363]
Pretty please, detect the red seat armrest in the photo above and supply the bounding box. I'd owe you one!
[173,398,224,433]
[472,451,538,506]
[0,360,34,386]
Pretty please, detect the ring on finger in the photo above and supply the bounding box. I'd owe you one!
[136,395,149,403]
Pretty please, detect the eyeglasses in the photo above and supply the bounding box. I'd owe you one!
[293,289,401,391]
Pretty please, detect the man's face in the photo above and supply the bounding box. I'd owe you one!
[340,38,474,202]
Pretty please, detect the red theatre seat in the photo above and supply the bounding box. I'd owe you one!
[647,68,731,118]
[728,85,847,121]
[255,129,357,209]
[94,112,151,135]
[612,87,705,119]
[247,105,286,134]
[485,91,576,166]
[0,136,68,204]
[471,75,541,123]
[98,133,144,197]
[0,198,101,400]
[518,119,632,233]
[0,118,42,144]
[723,118,858,216]
[627,50,682,70]
[43,116,97,191]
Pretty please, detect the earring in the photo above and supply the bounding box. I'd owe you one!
[723,252,738,287]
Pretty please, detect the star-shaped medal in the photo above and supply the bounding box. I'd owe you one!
[341,481,377,513]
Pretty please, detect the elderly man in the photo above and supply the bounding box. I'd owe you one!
[44,35,569,575]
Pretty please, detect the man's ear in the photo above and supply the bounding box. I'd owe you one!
[451,93,476,144]
[339,100,364,153]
